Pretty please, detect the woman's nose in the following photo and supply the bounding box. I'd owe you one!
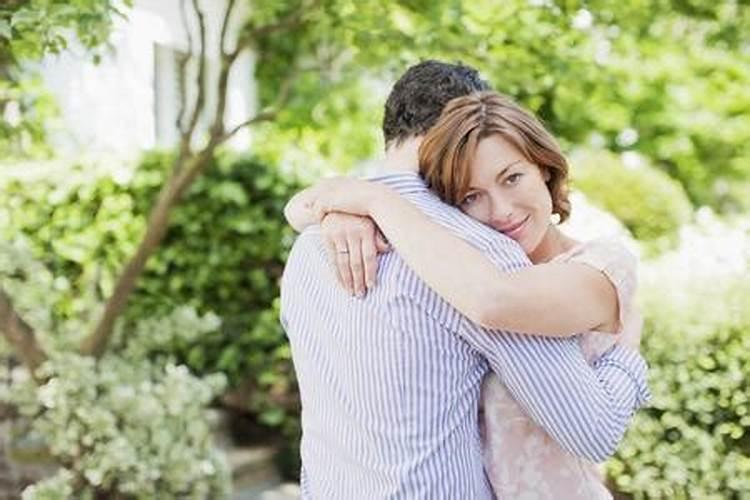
[489,197,513,224]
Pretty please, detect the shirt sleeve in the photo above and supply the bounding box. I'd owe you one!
[455,238,650,463]
[460,321,649,462]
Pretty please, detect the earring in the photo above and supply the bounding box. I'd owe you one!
[550,213,561,225]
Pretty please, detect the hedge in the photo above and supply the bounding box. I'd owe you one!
[1,151,302,442]
[570,149,694,253]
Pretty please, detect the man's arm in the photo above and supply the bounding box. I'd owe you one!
[388,188,649,461]
[460,310,649,463]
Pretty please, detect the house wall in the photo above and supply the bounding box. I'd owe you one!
[38,0,255,160]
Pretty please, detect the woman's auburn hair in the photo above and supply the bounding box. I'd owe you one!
[418,91,571,222]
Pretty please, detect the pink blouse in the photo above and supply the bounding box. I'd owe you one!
[480,238,641,500]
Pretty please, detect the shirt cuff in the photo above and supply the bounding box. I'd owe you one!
[593,345,652,410]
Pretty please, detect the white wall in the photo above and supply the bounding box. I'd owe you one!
[38,0,255,160]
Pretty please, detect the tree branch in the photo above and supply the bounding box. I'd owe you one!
[218,109,276,143]
[175,0,193,134]
[78,0,322,357]
[216,61,299,143]
[79,153,212,357]
[209,19,244,139]
[219,0,238,56]
[182,0,207,144]
[0,288,47,381]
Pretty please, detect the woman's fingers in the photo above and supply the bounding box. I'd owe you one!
[323,237,346,290]
[361,231,379,289]
[374,230,391,253]
[321,212,385,296]
[334,237,355,295]
[346,231,367,297]
[322,214,355,294]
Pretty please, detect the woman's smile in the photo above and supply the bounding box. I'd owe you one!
[497,214,530,239]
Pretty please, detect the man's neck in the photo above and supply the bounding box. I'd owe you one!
[382,136,422,174]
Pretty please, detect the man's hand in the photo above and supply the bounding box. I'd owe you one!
[321,213,390,296]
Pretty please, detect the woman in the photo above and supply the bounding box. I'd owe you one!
[285,91,641,499]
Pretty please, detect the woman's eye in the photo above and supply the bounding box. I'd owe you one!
[504,173,522,185]
[460,193,479,206]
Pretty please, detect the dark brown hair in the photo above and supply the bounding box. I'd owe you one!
[419,91,571,222]
[382,60,490,147]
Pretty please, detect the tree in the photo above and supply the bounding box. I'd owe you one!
[253,0,750,210]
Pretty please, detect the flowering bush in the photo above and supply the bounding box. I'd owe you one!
[0,236,231,498]
[11,356,229,500]
[1,152,301,430]
[607,214,750,498]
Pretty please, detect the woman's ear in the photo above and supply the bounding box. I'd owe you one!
[542,167,552,182]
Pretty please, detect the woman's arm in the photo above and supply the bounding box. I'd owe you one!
[312,178,619,336]
[284,183,390,296]
[284,186,322,232]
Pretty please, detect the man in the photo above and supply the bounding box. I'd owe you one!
[280,60,649,499]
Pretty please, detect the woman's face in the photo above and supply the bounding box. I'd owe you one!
[458,134,553,256]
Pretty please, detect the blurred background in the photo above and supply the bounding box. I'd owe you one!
[0,0,749,498]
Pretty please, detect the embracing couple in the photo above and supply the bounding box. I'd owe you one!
[280,60,650,499]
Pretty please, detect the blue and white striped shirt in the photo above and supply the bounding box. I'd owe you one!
[280,173,650,499]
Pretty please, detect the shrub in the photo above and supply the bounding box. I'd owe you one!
[1,152,302,416]
[570,149,693,253]
[10,355,230,500]
[607,216,750,498]
[0,151,304,477]
[0,237,231,498]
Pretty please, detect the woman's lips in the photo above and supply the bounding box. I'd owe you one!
[500,215,530,239]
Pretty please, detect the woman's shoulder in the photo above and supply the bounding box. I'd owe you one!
[559,236,639,293]
[562,236,637,266]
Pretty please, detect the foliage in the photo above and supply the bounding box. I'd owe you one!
[0,0,130,59]
[609,312,750,498]
[0,0,129,158]
[607,215,750,498]
[0,75,58,158]
[0,151,302,428]
[0,235,231,498]
[570,148,693,252]
[251,1,750,211]
[10,356,230,500]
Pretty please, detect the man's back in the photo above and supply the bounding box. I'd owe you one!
[281,175,505,499]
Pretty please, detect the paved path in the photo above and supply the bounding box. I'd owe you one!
[233,482,300,500]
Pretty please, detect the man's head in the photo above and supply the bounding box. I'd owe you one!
[382,60,490,149]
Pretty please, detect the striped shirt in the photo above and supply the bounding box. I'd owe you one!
[280,172,650,499]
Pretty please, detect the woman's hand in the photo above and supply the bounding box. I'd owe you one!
[310,177,392,221]
[321,212,391,296]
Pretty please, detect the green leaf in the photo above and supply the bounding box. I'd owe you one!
[0,19,11,39]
